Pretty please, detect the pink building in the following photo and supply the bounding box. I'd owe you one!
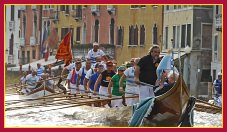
[82,5,117,45]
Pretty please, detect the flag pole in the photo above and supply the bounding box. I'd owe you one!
[69,24,75,61]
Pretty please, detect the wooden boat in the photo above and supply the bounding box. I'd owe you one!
[22,83,55,98]
[143,76,195,127]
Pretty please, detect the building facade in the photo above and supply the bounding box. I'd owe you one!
[18,5,41,65]
[5,5,23,66]
[116,5,163,65]
[211,5,222,81]
[163,5,214,97]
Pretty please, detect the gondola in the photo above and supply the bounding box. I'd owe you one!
[142,75,196,127]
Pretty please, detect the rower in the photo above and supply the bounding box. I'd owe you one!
[21,70,39,94]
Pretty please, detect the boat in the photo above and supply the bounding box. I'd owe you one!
[142,75,195,127]
[21,83,55,98]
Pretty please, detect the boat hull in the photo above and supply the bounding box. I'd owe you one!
[144,76,191,127]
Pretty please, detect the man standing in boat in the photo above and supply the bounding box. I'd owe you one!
[134,45,161,101]
[87,42,108,65]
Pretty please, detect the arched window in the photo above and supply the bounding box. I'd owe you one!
[94,20,99,42]
[110,18,115,45]
[140,25,145,45]
[9,34,14,55]
[134,25,138,45]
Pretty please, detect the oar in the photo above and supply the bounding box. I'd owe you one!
[196,98,222,109]
[7,95,138,114]
[6,95,97,110]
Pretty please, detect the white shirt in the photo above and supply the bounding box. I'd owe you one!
[87,49,105,63]
[124,67,136,86]
[85,68,96,79]
[66,63,76,71]
[25,74,39,87]
[78,66,89,76]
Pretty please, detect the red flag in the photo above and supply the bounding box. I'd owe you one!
[55,32,72,66]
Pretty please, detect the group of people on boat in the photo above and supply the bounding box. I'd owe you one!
[18,42,181,107]
[56,42,180,108]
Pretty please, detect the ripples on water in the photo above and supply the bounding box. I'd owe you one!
[5,94,222,127]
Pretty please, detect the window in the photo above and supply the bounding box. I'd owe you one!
[27,51,30,63]
[76,27,80,42]
[140,25,145,45]
[11,5,14,21]
[129,25,133,45]
[174,5,177,10]
[76,6,82,18]
[164,27,168,49]
[23,16,26,38]
[134,25,138,45]
[180,24,191,48]
[213,70,216,82]
[65,5,69,15]
[131,5,139,9]
[117,26,124,46]
[201,69,211,82]
[181,25,186,48]
[178,5,181,9]
[216,5,219,15]
[94,20,99,43]
[186,24,191,47]
[153,24,157,44]
[32,50,36,59]
[214,35,218,62]
[9,34,14,55]
[166,5,169,10]
[176,26,180,48]
[60,5,65,11]
[173,26,176,48]
[18,10,21,18]
[110,19,115,45]
[140,5,146,8]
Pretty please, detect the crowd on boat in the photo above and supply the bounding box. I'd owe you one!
[18,42,222,108]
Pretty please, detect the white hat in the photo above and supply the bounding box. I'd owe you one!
[218,72,222,76]
[93,42,99,46]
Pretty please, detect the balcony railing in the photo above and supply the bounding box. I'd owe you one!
[215,14,222,31]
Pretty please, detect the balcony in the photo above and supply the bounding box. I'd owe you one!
[20,38,25,46]
[215,14,222,31]
[107,5,115,15]
[9,21,15,31]
[91,6,100,16]
[30,36,36,46]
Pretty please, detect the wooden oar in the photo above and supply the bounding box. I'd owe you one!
[196,98,222,109]
[6,95,138,111]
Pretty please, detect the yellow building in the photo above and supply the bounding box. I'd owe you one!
[115,5,163,65]
[53,5,83,49]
